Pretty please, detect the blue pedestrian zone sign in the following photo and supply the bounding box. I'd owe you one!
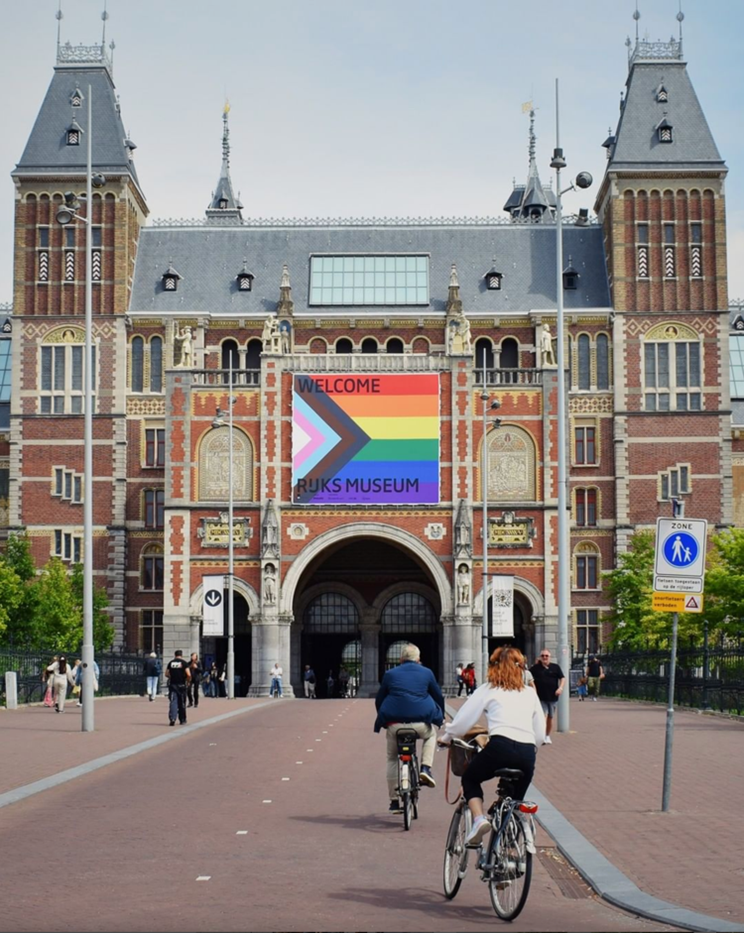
[662,532,698,568]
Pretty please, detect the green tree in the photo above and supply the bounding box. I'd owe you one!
[70,563,114,652]
[703,528,744,636]
[0,534,39,646]
[0,560,24,640]
[32,557,80,651]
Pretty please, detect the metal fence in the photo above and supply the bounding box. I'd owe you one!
[572,635,744,715]
[0,647,150,705]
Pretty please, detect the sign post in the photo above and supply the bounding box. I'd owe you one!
[653,517,708,812]
[202,575,225,637]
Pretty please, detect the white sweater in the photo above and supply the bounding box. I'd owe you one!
[444,683,546,747]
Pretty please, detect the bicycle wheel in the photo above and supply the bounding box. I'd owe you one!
[442,806,469,899]
[488,814,532,921]
[402,790,412,831]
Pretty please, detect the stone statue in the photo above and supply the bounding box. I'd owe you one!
[263,564,277,604]
[174,323,193,368]
[539,323,556,368]
[262,499,279,558]
[448,311,472,355]
[457,564,471,605]
[261,313,281,354]
[279,320,292,355]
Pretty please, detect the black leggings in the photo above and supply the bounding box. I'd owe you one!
[461,735,536,803]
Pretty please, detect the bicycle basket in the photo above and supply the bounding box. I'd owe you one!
[448,744,473,777]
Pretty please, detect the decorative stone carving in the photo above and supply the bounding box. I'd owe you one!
[263,563,277,604]
[488,428,536,501]
[539,323,556,368]
[199,429,251,501]
[287,522,309,540]
[424,523,446,541]
[261,313,281,354]
[262,499,279,558]
[456,564,471,605]
[454,499,472,558]
[174,323,194,367]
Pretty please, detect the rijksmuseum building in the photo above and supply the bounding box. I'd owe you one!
[7,29,742,696]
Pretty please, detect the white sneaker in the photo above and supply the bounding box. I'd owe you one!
[543,736,552,745]
[465,817,490,848]
[522,816,536,854]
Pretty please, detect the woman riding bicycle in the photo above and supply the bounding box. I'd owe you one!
[439,647,545,847]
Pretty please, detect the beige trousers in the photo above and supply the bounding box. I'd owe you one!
[385,722,436,798]
[52,675,68,711]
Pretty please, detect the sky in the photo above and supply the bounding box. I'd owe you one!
[1,0,743,303]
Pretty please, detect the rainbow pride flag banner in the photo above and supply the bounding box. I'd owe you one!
[292,373,440,504]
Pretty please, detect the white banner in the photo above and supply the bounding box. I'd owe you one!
[202,575,225,637]
[490,575,514,637]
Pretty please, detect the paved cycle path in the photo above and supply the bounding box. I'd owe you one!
[0,697,669,933]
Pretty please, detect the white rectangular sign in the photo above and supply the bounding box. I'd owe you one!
[202,575,225,637]
[490,575,514,638]
[654,518,708,580]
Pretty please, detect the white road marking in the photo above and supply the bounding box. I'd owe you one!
[236,831,248,835]
[262,799,272,804]
[196,876,211,881]
[282,777,290,781]
[296,761,303,765]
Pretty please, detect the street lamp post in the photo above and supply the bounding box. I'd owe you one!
[213,359,235,700]
[550,78,592,733]
[55,85,105,733]
[480,358,501,683]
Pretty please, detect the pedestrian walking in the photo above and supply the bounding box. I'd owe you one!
[339,667,350,698]
[456,661,465,696]
[326,669,335,698]
[462,662,477,695]
[207,662,219,697]
[270,662,283,698]
[530,649,565,744]
[303,664,317,699]
[586,655,604,701]
[74,657,99,707]
[218,664,227,697]
[165,649,191,726]
[144,652,161,701]
[46,655,75,713]
[576,676,588,701]
[187,652,203,708]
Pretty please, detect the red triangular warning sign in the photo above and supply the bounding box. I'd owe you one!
[685,596,699,609]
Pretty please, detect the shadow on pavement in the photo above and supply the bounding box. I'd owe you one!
[290,812,414,835]
[326,885,497,924]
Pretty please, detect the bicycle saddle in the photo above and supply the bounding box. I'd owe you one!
[493,768,524,779]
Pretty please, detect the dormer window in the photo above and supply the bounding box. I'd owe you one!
[656,117,673,143]
[236,263,254,291]
[484,262,503,291]
[656,84,669,103]
[161,265,182,291]
[218,197,229,210]
[66,119,83,146]
[70,88,84,108]
[563,258,579,290]
[732,314,744,333]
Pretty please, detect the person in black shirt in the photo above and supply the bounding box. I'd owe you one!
[187,652,203,708]
[165,650,191,726]
[586,655,604,701]
[529,649,565,744]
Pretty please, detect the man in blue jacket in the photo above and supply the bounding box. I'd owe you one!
[374,642,445,813]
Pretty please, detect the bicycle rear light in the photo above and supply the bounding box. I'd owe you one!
[518,803,538,814]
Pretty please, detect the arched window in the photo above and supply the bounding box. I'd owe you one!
[381,593,437,632]
[644,322,701,411]
[150,337,163,392]
[574,542,600,590]
[475,338,494,372]
[500,337,519,369]
[596,334,609,390]
[361,337,378,354]
[131,336,144,392]
[222,340,239,382]
[386,337,404,354]
[141,544,164,591]
[246,339,262,370]
[199,426,253,501]
[578,335,591,390]
[40,327,96,414]
[487,425,536,501]
[303,592,359,633]
[335,337,353,354]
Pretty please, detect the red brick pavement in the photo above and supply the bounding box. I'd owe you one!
[0,695,267,795]
[0,698,670,933]
[525,698,744,926]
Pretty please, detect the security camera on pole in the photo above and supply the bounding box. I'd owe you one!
[551,78,592,734]
[55,87,105,733]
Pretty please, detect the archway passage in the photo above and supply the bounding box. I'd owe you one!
[294,536,443,691]
[486,594,532,660]
[207,592,251,696]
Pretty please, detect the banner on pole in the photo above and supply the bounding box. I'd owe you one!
[202,575,225,636]
[490,575,514,637]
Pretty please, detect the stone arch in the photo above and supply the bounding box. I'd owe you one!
[645,320,699,341]
[412,336,431,354]
[309,336,328,353]
[473,574,544,620]
[295,581,366,627]
[483,423,537,501]
[279,522,453,617]
[197,424,254,501]
[371,580,441,617]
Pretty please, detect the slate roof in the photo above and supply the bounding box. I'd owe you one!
[607,60,726,174]
[12,62,142,192]
[129,221,610,315]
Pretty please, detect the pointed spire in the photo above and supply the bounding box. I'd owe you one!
[206,102,243,225]
[277,264,294,316]
[504,106,555,221]
[446,264,462,315]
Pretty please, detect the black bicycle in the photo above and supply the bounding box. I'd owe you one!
[443,738,537,921]
[394,728,421,831]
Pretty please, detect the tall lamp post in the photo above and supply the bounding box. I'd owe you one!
[480,357,501,682]
[550,78,592,733]
[212,358,235,699]
[56,86,105,733]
